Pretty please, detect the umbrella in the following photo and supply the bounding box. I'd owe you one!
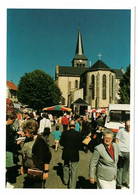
[43,105,72,112]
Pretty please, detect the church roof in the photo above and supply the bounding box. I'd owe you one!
[90,60,112,71]
[75,31,84,55]
[57,63,123,79]
[73,31,88,61]
[57,66,89,77]
[72,98,88,105]
[73,54,88,60]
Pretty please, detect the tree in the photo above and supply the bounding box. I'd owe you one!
[17,70,62,110]
[119,65,130,104]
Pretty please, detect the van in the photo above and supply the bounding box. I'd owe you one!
[105,104,130,133]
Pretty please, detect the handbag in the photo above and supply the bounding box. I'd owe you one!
[82,133,91,145]
[27,168,43,178]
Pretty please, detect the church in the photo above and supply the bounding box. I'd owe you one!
[55,31,123,112]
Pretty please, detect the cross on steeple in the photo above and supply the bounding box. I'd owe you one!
[98,53,102,60]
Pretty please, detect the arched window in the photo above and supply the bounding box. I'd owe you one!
[91,75,95,99]
[102,74,106,99]
[68,81,71,92]
[75,80,78,88]
[61,96,65,105]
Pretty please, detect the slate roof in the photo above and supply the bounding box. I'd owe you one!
[73,31,88,60]
[90,60,112,71]
[58,66,89,76]
[57,61,124,79]
[72,98,88,105]
[82,60,123,79]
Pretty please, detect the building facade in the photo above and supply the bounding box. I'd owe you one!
[55,31,123,109]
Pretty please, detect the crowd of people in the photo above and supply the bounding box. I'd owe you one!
[6,109,130,189]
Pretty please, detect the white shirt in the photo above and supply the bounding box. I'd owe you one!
[116,127,130,152]
[38,118,51,134]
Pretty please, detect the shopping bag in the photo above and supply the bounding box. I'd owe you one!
[28,168,43,178]
[82,136,91,145]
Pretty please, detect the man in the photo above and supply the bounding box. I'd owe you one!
[116,120,130,189]
[23,112,31,121]
[38,113,51,134]
[89,129,120,189]
[61,113,69,131]
[60,120,82,188]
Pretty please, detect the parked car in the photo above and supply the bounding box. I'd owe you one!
[105,104,130,134]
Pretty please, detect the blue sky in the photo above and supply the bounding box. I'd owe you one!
[7,9,130,84]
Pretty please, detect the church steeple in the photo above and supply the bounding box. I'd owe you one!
[72,31,88,68]
[75,31,84,55]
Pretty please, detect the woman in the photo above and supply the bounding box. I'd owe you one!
[6,112,18,188]
[89,129,120,189]
[51,125,62,151]
[20,119,52,188]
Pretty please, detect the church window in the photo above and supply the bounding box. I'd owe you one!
[75,80,78,88]
[102,74,106,99]
[91,75,95,100]
[68,81,71,92]
[61,96,65,105]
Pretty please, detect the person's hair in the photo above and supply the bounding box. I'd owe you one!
[43,127,50,136]
[29,112,34,119]
[6,112,17,121]
[22,119,39,135]
[69,120,75,128]
[74,115,80,120]
[56,126,59,131]
[42,113,47,118]
[103,129,114,138]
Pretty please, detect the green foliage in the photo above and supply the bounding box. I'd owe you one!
[119,65,130,104]
[17,70,61,110]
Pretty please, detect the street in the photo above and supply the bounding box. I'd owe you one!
[13,134,96,189]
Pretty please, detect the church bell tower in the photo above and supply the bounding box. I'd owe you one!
[72,31,88,68]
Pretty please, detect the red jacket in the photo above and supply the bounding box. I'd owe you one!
[61,116,69,125]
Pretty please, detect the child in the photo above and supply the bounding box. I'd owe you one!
[51,126,62,151]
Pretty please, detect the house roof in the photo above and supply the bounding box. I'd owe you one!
[7,81,17,91]
[72,98,88,105]
[57,66,89,77]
